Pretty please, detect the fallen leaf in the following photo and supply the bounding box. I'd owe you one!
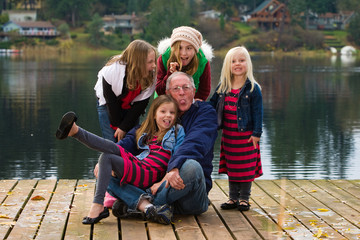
[0,215,11,219]
[310,190,317,193]
[0,221,16,226]
[31,195,45,201]
[284,227,295,230]
[317,208,329,212]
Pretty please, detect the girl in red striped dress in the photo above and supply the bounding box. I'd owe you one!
[210,46,263,211]
[55,95,185,224]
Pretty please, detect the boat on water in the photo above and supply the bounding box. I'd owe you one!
[0,49,22,55]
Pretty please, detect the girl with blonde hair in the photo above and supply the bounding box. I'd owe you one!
[210,46,263,212]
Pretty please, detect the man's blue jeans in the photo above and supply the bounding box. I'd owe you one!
[97,103,116,142]
[107,159,209,215]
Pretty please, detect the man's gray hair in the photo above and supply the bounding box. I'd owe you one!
[166,72,196,90]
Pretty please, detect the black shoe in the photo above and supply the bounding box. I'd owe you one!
[55,111,77,140]
[112,199,129,218]
[220,199,238,210]
[237,200,250,211]
[82,207,109,224]
[112,199,144,219]
[145,204,173,225]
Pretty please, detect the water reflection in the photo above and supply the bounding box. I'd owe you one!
[0,53,359,180]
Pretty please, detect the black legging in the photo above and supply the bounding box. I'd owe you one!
[73,127,125,204]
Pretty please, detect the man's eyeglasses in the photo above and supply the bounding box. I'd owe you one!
[169,84,192,93]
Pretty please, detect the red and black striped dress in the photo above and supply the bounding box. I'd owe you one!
[118,136,171,189]
[219,88,263,182]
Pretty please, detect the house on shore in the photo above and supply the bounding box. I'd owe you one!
[102,13,142,35]
[247,0,290,30]
[2,21,58,38]
[3,10,37,22]
[305,11,355,30]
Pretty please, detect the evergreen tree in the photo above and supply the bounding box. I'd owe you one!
[43,0,94,27]
[87,13,104,46]
[144,0,191,44]
[347,14,360,46]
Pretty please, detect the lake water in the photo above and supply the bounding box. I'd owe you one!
[0,52,359,180]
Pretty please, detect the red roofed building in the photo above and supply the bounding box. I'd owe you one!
[248,0,290,30]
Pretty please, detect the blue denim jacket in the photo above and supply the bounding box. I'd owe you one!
[209,79,263,137]
[136,124,185,160]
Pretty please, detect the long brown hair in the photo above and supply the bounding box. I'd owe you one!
[106,39,156,90]
[136,95,179,145]
[167,41,199,76]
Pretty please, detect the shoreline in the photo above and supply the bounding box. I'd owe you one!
[7,43,359,60]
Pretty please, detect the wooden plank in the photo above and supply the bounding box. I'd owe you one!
[350,180,360,187]
[0,179,37,239]
[36,179,77,240]
[63,179,95,240]
[327,179,360,201]
[252,180,314,239]
[7,179,57,240]
[120,218,147,240]
[0,180,17,202]
[216,179,288,240]
[326,180,360,204]
[216,179,290,240]
[291,180,360,239]
[173,215,205,240]
[311,180,360,216]
[197,204,233,240]
[262,179,344,239]
[147,221,176,240]
[93,210,119,240]
[211,180,263,240]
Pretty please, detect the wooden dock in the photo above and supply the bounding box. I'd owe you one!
[0,179,359,239]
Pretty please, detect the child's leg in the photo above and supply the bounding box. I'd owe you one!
[228,181,241,200]
[237,182,252,211]
[238,182,252,201]
[93,153,125,205]
[221,181,240,209]
[73,127,119,154]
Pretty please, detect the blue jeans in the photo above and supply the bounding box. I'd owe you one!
[97,103,116,142]
[107,159,209,215]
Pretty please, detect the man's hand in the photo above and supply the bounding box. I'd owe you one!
[165,168,185,190]
[150,181,163,195]
[114,128,126,142]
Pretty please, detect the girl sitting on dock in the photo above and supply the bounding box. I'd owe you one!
[55,95,185,225]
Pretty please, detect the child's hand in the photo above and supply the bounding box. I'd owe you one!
[248,136,260,149]
[169,62,179,73]
[93,163,99,178]
[114,128,126,142]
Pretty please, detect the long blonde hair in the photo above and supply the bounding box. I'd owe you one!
[167,41,199,76]
[106,40,156,91]
[217,46,260,94]
[136,95,179,145]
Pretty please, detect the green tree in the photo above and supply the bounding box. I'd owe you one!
[145,0,191,44]
[43,0,94,27]
[337,0,360,11]
[0,13,9,24]
[127,0,150,14]
[87,13,104,47]
[58,23,70,39]
[347,14,360,46]
[288,0,337,29]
